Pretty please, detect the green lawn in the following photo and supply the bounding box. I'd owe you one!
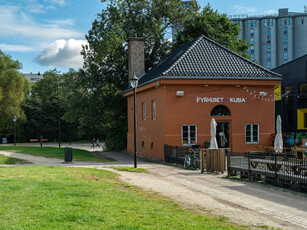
[0,154,30,164]
[0,166,243,229]
[0,146,113,162]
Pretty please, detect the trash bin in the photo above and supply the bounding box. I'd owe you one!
[64,146,73,163]
[2,137,7,144]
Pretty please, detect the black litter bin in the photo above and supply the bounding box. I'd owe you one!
[64,146,73,163]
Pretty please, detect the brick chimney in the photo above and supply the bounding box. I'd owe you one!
[128,37,145,83]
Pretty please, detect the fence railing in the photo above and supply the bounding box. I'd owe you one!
[164,144,190,165]
[227,151,307,193]
[164,145,227,173]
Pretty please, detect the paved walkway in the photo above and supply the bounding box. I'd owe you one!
[0,146,307,229]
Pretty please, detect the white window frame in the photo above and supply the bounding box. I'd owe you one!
[152,100,156,120]
[181,125,197,146]
[245,123,259,144]
[142,102,146,120]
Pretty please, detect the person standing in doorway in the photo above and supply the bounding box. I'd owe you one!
[219,124,227,148]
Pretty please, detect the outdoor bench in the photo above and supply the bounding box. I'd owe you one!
[29,139,38,142]
[29,139,48,143]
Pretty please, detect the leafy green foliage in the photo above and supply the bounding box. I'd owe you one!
[0,50,30,137]
[22,70,83,142]
[22,70,61,141]
[175,4,249,58]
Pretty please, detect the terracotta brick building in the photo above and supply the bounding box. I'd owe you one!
[124,35,281,160]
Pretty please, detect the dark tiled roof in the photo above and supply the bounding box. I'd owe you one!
[137,35,281,87]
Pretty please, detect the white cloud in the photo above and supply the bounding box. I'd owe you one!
[233,5,258,14]
[26,3,46,14]
[45,19,75,27]
[0,4,82,41]
[35,39,88,68]
[46,0,66,6]
[0,44,36,52]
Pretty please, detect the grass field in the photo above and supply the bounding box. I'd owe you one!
[0,154,29,164]
[0,166,243,229]
[0,146,113,162]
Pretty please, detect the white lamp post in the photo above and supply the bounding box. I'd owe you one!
[130,73,139,168]
[13,115,17,146]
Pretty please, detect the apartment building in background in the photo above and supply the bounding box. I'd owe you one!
[231,7,307,69]
[24,72,44,83]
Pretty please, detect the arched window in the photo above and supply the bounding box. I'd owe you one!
[211,105,231,116]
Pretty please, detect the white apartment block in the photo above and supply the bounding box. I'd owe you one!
[231,7,307,69]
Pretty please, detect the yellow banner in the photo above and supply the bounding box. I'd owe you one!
[274,85,281,101]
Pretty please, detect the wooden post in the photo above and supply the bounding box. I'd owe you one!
[200,149,205,173]
[248,151,251,181]
[227,149,230,176]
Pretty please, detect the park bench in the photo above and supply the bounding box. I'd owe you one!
[29,139,38,143]
[29,139,48,143]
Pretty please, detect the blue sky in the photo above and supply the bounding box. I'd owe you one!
[0,0,306,74]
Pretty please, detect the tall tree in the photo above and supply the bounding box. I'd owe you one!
[0,50,29,138]
[23,70,76,142]
[80,0,198,150]
[175,4,249,58]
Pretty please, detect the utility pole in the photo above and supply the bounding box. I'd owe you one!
[57,80,61,148]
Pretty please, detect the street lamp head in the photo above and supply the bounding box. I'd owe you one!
[130,73,139,89]
[13,115,17,122]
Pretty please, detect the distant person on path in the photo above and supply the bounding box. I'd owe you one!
[91,138,95,149]
[96,138,100,148]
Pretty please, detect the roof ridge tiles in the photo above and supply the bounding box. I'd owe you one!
[199,34,281,78]
[162,36,203,76]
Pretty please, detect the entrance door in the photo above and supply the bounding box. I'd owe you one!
[216,122,230,148]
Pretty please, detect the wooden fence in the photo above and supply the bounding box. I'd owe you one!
[200,148,229,174]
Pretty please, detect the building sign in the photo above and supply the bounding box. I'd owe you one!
[274,85,281,101]
[196,96,247,103]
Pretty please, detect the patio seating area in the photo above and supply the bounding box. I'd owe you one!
[227,151,307,192]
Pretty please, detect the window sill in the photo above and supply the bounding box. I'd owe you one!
[245,142,259,145]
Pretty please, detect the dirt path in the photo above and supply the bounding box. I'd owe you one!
[1,148,306,229]
[109,163,307,230]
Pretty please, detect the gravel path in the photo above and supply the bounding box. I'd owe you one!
[1,146,307,229]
